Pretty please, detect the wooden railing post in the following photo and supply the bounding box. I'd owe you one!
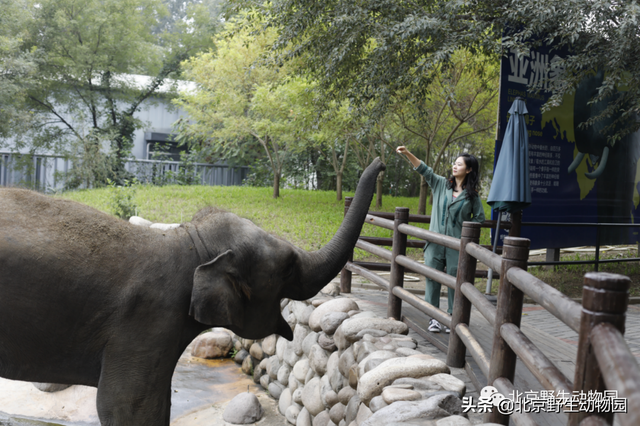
[569,272,630,426]
[508,210,522,237]
[340,197,354,293]
[446,221,482,368]
[388,207,409,320]
[486,236,530,425]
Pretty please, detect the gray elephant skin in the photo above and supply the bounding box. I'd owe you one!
[0,158,385,425]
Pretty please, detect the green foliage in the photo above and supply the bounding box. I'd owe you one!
[107,179,139,220]
[0,0,38,142]
[174,15,321,198]
[246,0,639,144]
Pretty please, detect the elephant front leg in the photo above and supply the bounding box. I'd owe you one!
[96,356,174,426]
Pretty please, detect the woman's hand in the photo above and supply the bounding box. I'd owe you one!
[396,146,422,168]
[396,146,409,155]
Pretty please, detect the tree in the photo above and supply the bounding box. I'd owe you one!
[389,51,498,213]
[244,0,639,143]
[175,18,317,198]
[8,0,218,187]
[0,0,37,141]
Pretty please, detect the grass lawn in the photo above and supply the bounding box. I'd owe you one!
[58,184,638,299]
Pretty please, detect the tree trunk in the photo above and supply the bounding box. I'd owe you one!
[273,173,280,198]
[418,178,427,215]
[375,171,384,210]
[336,171,343,201]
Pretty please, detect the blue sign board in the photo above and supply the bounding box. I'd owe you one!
[496,45,640,249]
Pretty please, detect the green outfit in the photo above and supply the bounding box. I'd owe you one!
[415,161,485,314]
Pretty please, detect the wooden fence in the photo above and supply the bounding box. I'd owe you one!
[339,197,639,426]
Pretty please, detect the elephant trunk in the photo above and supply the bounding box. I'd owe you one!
[287,158,386,300]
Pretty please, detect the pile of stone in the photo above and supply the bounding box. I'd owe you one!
[192,286,501,426]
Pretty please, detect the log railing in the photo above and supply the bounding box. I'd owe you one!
[339,198,638,426]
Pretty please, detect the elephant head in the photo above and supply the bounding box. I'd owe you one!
[568,70,628,179]
[187,158,386,340]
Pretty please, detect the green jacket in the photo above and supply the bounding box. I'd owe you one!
[416,161,485,274]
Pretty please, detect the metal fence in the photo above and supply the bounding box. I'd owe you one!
[0,152,250,192]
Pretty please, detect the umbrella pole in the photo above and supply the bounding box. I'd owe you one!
[485,210,501,295]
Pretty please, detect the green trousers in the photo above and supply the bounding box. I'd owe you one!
[424,252,456,315]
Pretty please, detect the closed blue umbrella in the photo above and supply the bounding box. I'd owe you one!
[488,97,532,211]
[485,97,531,294]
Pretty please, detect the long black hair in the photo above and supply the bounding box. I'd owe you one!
[447,153,480,200]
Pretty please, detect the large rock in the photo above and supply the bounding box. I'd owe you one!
[290,301,314,326]
[260,374,270,389]
[356,403,373,425]
[393,377,443,391]
[280,388,293,415]
[320,312,350,335]
[360,394,459,426]
[301,377,325,416]
[297,407,312,426]
[381,387,422,404]
[267,356,282,380]
[427,374,466,397]
[278,364,292,386]
[302,331,320,356]
[234,348,250,364]
[368,396,388,413]
[357,358,450,404]
[338,386,356,405]
[250,342,264,360]
[285,341,302,367]
[241,356,254,375]
[309,345,330,376]
[222,392,264,424]
[309,299,360,332]
[294,325,311,356]
[289,375,302,392]
[340,318,408,342]
[327,352,343,393]
[262,334,278,356]
[293,358,311,383]
[32,383,71,393]
[435,415,472,426]
[344,394,361,426]
[286,404,303,425]
[269,381,285,400]
[318,333,338,351]
[312,410,332,426]
[191,329,233,358]
[332,325,351,351]
[277,336,288,361]
[357,350,397,378]
[329,402,346,424]
[338,346,356,377]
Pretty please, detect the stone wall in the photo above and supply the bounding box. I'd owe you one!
[193,287,498,426]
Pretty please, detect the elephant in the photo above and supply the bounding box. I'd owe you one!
[569,70,640,244]
[0,158,385,425]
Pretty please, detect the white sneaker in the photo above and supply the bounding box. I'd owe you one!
[444,326,451,334]
[428,319,442,333]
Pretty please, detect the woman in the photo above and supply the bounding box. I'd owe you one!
[396,146,485,333]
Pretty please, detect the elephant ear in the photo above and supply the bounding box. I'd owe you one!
[189,250,247,328]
